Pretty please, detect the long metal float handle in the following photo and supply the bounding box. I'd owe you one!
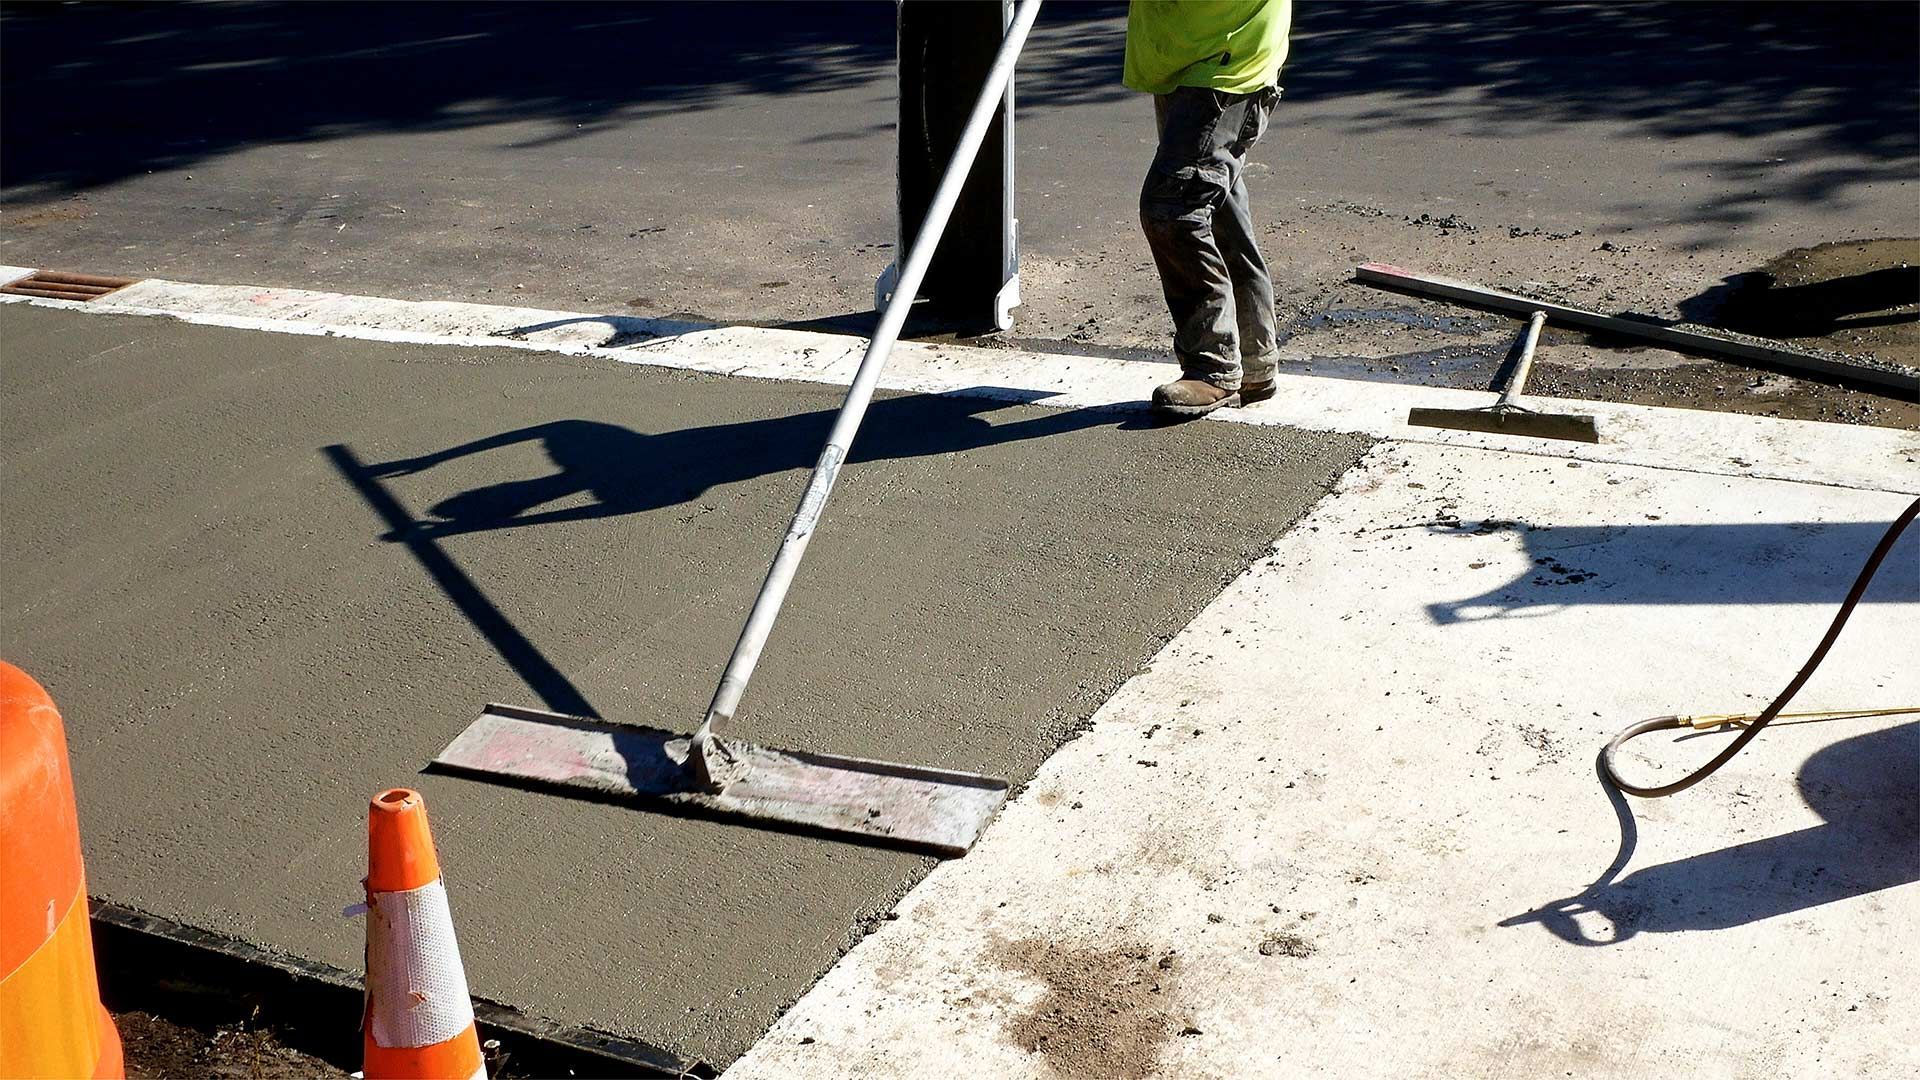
[1495,310,1549,409]
[688,0,1043,786]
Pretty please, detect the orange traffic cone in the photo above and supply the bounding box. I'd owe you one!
[362,789,487,1080]
[0,661,124,1080]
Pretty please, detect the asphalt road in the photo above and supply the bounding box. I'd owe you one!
[4,1,1916,389]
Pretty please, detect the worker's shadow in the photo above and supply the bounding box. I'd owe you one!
[361,392,1137,541]
[1501,721,1918,945]
[324,391,1136,720]
[1679,265,1920,339]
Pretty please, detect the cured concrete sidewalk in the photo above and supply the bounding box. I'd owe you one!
[728,445,1918,1079]
[4,275,1915,1075]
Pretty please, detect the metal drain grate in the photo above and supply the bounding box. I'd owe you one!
[1,270,139,301]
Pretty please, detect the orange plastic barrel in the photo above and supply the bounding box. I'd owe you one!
[0,661,124,1079]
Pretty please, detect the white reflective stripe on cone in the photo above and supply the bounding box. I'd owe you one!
[366,879,476,1049]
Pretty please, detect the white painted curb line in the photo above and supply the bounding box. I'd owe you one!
[1,269,1913,494]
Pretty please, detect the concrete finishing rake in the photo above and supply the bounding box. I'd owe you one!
[1407,309,1602,443]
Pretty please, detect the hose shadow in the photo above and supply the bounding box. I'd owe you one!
[1500,722,1919,944]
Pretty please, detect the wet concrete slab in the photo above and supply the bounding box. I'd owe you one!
[0,301,1367,1067]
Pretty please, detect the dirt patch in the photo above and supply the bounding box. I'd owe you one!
[1513,722,1570,769]
[994,938,1186,1080]
[1527,361,1918,428]
[1,199,92,229]
[1257,932,1316,959]
[116,1011,346,1080]
[116,1009,544,1079]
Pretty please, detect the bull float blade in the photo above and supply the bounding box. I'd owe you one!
[1406,405,1601,443]
[432,703,1009,856]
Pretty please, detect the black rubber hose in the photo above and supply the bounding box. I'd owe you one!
[1601,495,1920,798]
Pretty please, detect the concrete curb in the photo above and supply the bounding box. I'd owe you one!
[1,267,1913,494]
[91,901,711,1078]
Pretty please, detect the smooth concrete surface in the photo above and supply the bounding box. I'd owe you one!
[727,441,1919,1079]
[0,301,1368,1067]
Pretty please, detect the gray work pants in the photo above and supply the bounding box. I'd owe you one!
[1140,85,1281,390]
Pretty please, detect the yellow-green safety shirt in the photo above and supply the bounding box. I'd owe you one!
[1123,0,1293,96]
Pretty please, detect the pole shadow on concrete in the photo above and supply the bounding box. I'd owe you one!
[1501,721,1918,944]
[324,443,602,720]
[347,391,1137,542]
[323,390,1137,844]
[321,389,1136,717]
[1423,518,1920,624]
[319,443,1001,853]
[487,314,714,350]
[492,308,983,348]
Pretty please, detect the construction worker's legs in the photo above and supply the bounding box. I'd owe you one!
[1141,85,1280,390]
[1216,140,1279,384]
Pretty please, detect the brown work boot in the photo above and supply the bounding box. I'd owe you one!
[1240,377,1275,405]
[1152,378,1241,417]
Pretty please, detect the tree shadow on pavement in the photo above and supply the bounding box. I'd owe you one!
[6,0,1911,229]
[0,0,1128,200]
[1284,1,1917,232]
